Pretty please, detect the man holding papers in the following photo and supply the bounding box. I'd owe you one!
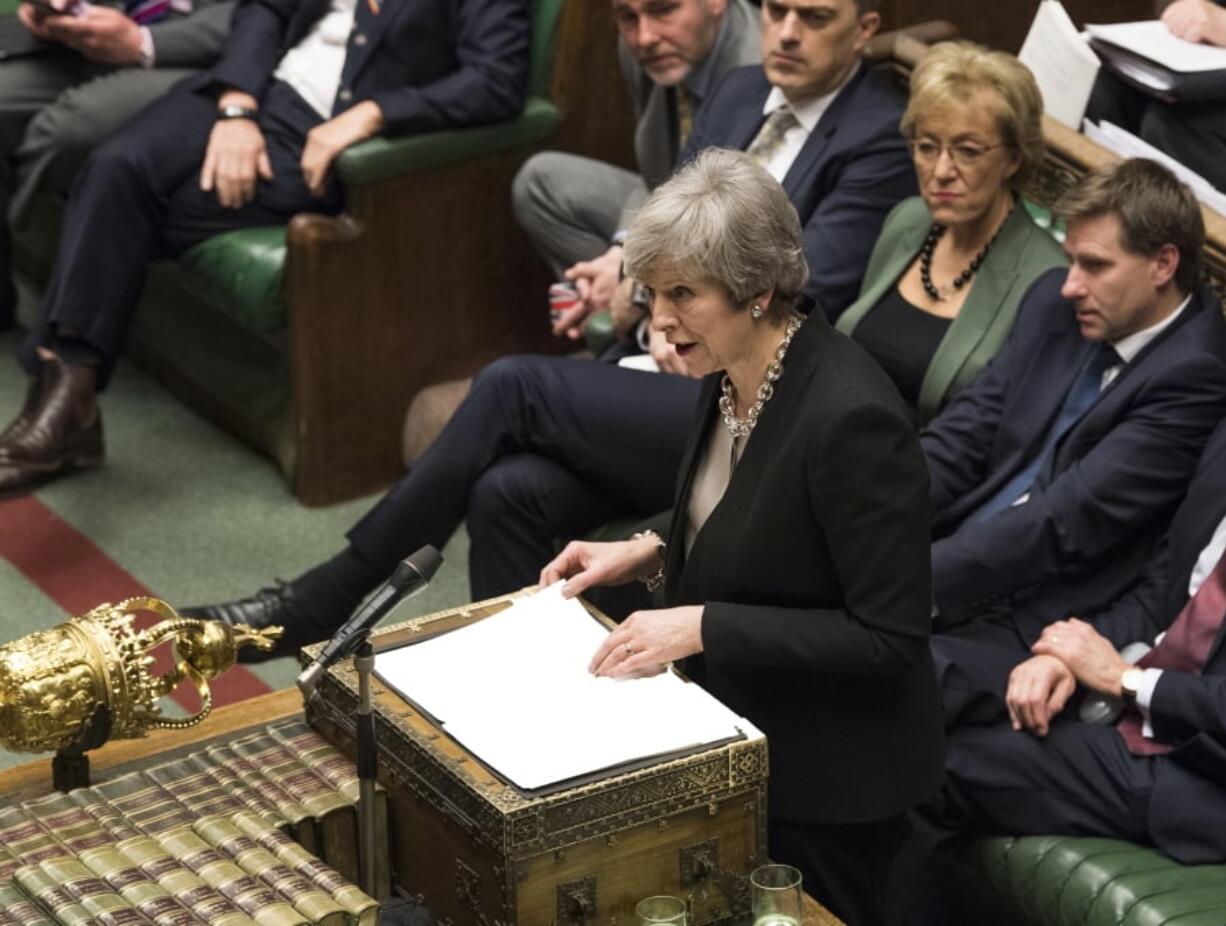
[1087,0,1226,191]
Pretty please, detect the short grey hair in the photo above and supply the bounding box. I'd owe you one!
[623,148,809,315]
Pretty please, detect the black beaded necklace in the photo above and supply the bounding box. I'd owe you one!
[920,202,1015,302]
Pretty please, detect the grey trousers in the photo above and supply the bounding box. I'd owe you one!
[1,51,196,233]
[511,150,647,276]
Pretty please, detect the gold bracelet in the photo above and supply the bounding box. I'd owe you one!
[631,530,666,592]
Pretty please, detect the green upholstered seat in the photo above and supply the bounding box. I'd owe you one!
[965,836,1226,926]
[179,227,288,334]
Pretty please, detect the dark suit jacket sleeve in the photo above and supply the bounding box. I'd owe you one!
[930,351,1226,618]
[1150,671,1226,742]
[368,0,530,136]
[702,401,933,675]
[799,123,916,318]
[148,1,234,68]
[1087,535,1173,648]
[203,0,297,98]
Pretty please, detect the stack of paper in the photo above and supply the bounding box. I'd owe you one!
[1019,1,1101,129]
[374,584,753,791]
[1083,119,1226,208]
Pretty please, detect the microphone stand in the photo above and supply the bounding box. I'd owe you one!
[296,544,443,902]
[354,640,380,898]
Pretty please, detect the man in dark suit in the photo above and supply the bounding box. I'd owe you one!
[187,0,918,652]
[891,419,1226,923]
[512,0,760,344]
[923,158,1226,717]
[1,0,235,332]
[0,0,530,494]
[680,0,916,321]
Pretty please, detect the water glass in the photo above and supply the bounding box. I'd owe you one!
[751,863,802,926]
[636,894,688,924]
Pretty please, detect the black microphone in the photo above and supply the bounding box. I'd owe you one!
[297,545,443,697]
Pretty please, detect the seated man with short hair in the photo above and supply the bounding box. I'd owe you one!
[890,417,1226,924]
[0,0,531,495]
[512,0,761,351]
[0,0,236,330]
[922,158,1226,717]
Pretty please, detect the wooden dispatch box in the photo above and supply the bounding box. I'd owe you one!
[302,591,769,925]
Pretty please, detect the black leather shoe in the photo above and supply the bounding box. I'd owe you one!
[182,582,337,663]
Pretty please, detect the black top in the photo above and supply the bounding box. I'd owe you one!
[851,287,953,408]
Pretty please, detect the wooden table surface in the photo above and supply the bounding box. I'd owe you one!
[0,687,842,924]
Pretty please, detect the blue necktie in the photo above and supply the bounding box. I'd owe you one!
[968,343,1120,524]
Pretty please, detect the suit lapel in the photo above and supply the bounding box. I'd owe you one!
[780,66,866,202]
[916,206,1032,418]
[344,0,399,83]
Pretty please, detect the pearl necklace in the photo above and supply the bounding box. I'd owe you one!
[719,315,803,439]
[920,202,1015,302]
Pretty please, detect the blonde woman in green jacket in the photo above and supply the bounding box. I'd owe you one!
[836,42,1067,425]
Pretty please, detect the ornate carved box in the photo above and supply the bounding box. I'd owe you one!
[302,593,768,926]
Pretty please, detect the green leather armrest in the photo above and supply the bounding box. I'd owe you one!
[179,226,287,334]
[337,95,559,185]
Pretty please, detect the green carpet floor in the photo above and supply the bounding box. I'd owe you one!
[0,326,472,772]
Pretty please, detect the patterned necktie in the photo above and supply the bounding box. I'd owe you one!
[968,343,1120,524]
[1117,547,1226,755]
[674,84,694,148]
[746,107,800,168]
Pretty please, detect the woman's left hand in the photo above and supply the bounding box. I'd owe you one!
[588,606,704,678]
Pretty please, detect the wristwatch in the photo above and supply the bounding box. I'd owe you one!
[1120,666,1145,709]
[216,104,259,121]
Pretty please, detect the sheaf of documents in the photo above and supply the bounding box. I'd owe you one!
[374,584,754,790]
[1085,20,1226,73]
[1083,119,1226,207]
[1019,1,1101,129]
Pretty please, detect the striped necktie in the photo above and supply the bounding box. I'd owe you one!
[746,107,800,168]
[1117,548,1226,755]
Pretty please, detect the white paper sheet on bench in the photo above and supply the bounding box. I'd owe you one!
[373,583,752,790]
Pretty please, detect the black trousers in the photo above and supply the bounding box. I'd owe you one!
[346,355,703,598]
[18,79,342,387]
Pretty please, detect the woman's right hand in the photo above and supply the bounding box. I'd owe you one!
[200,92,273,209]
[539,537,661,599]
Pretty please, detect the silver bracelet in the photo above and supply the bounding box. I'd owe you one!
[632,530,666,592]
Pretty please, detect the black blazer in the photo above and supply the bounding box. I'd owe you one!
[680,64,917,320]
[198,0,531,136]
[1088,419,1226,864]
[663,313,944,825]
[923,271,1226,639]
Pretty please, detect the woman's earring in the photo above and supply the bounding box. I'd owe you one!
[751,304,764,319]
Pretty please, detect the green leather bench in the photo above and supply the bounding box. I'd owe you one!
[963,836,1226,926]
[12,0,638,505]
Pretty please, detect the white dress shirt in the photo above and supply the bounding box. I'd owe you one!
[273,0,357,119]
[756,63,859,184]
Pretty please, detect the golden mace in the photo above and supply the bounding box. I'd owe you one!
[0,598,280,782]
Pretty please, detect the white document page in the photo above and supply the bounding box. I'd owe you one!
[373,584,753,790]
[1085,20,1226,73]
[1019,1,1101,129]
[1083,119,1226,206]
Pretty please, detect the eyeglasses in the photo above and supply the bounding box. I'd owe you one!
[909,139,1006,170]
